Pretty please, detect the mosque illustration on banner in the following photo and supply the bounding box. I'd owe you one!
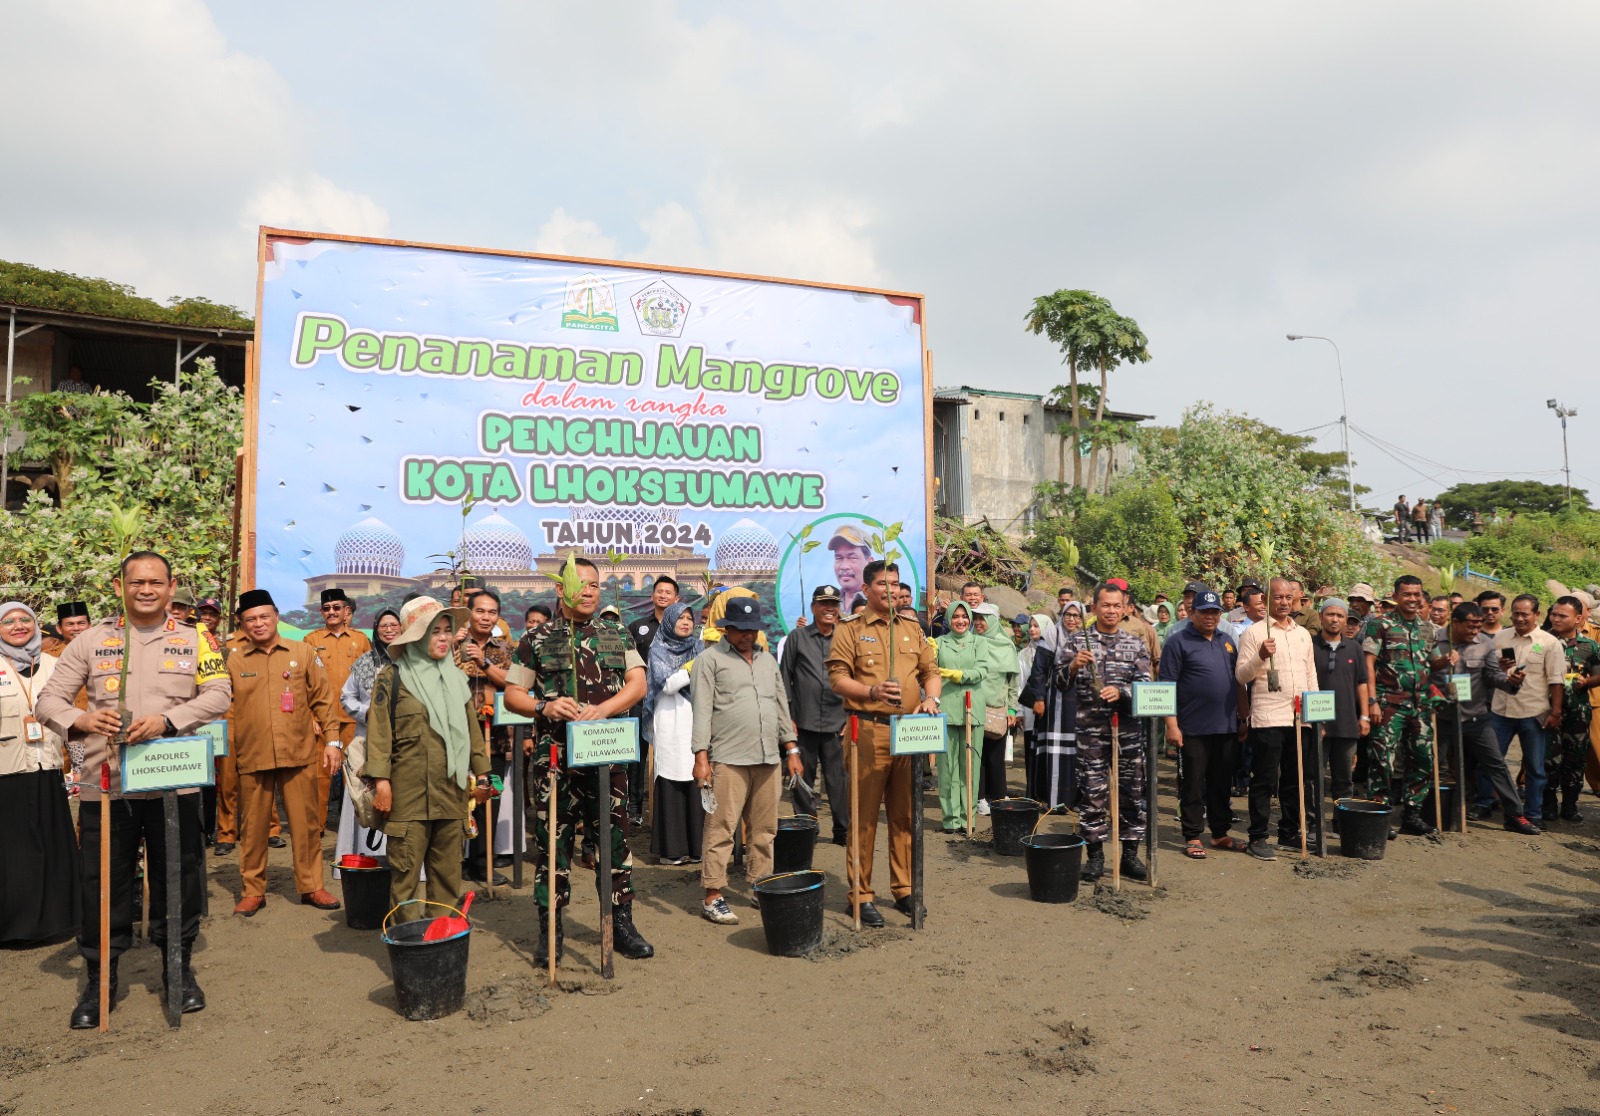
[302,508,782,608]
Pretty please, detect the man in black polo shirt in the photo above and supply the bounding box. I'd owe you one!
[1157,590,1243,857]
[780,585,850,845]
[1311,598,1371,810]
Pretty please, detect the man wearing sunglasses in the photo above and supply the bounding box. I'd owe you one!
[302,588,371,828]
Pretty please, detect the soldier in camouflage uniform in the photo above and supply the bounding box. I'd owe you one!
[507,557,653,963]
[1057,580,1152,882]
[1547,596,1600,822]
[1364,575,1448,835]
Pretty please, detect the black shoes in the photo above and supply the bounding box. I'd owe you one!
[212,841,235,856]
[1467,804,1496,821]
[612,905,654,959]
[1080,842,1106,881]
[1561,788,1584,822]
[1400,806,1438,837]
[852,901,886,928]
[892,895,924,921]
[535,907,565,966]
[1245,839,1277,862]
[162,944,205,1014]
[462,862,509,886]
[267,835,287,849]
[70,960,119,1030]
[832,832,848,847]
[1120,843,1148,882]
[1504,815,1541,835]
[493,854,514,868]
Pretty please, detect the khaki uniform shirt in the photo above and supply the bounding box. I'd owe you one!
[826,609,939,716]
[361,665,488,822]
[302,626,371,730]
[35,616,232,800]
[1120,614,1161,672]
[227,634,340,774]
[1490,626,1567,720]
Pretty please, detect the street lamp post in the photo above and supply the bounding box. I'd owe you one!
[1547,399,1576,505]
[1286,334,1356,512]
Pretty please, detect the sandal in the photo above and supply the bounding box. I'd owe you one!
[1184,839,1207,859]
[1210,835,1245,851]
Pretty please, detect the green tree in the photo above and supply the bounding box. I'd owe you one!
[0,259,251,330]
[1434,480,1588,527]
[1076,306,1150,494]
[1025,290,1111,489]
[0,358,243,614]
[1127,403,1386,592]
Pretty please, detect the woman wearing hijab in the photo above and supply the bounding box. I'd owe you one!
[1154,604,1173,648]
[1021,603,1079,810]
[0,601,80,943]
[363,598,491,910]
[1016,614,1052,798]
[335,609,401,866]
[935,600,989,832]
[647,602,703,864]
[972,602,1020,813]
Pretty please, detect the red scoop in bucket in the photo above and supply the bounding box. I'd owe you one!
[338,854,380,870]
[423,890,474,941]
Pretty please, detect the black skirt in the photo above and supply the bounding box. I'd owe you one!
[651,777,705,862]
[0,769,82,943]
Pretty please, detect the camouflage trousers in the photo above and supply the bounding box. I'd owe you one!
[1549,727,1590,796]
[531,758,634,911]
[1369,703,1433,808]
[1076,726,1146,843]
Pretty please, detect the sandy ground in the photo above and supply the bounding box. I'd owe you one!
[6,757,1600,1116]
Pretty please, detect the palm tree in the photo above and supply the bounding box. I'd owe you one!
[1025,290,1110,489]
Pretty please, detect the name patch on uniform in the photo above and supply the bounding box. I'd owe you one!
[859,636,879,644]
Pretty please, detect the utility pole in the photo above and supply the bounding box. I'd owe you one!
[1548,399,1576,505]
[1287,334,1356,512]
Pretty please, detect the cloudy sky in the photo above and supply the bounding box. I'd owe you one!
[3,1,1594,506]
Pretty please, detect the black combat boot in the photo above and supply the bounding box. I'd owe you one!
[1544,789,1560,822]
[1399,805,1437,836]
[1120,842,1148,882]
[535,907,564,966]
[612,903,654,960]
[1561,785,1584,823]
[1080,841,1105,881]
[70,959,119,1030]
[162,943,205,1014]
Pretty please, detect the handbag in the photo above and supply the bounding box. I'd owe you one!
[984,706,1009,740]
[343,666,397,831]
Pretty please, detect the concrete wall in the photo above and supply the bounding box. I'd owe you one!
[963,395,1047,534]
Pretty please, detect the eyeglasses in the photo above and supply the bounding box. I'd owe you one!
[0,618,33,628]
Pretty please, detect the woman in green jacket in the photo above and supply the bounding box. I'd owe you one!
[935,600,988,832]
[366,597,492,910]
[973,602,1020,813]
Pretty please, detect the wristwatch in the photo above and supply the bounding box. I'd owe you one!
[929,696,942,709]
[162,716,177,737]
[535,699,548,717]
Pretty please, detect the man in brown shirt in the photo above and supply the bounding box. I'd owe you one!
[227,589,343,915]
[37,551,232,1028]
[302,587,371,828]
[826,559,941,928]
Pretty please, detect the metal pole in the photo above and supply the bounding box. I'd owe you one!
[1145,716,1158,888]
[163,791,183,1029]
[597,762,613,979]
[910,749,925,929]
[1287,335,1355,511]
[1562,413,1571,505]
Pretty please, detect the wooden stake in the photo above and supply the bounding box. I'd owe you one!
[964,692,975,838]
[849,715,860,932]
[597,762,613,980]
[98,766,111,1032]
[1110,713,1121,892]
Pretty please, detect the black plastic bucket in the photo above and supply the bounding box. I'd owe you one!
[990,799,1043,856]
[382,903,471,1020]
[1336,798,1391,860]
[772,815,819,873]
[751,870,825,957]
[340,863,392,930]
[1022,833,1085,903]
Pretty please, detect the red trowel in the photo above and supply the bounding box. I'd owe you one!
[423,890,475,941]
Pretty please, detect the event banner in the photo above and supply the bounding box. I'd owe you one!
[251,231,929,639]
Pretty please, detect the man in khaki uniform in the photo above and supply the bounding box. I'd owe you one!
[228,589,343,915]
[302,587,371,827]
[826,559,941,928]
[37,551,232,1028]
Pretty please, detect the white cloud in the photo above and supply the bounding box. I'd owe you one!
[0,0,384,309]
[532,208,620,261]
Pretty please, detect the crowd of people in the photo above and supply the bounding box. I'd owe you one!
[6,544,1599,1031]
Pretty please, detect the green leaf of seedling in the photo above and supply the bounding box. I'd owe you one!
[802,540,821,554]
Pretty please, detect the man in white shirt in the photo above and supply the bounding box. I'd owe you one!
[1235,577,1318,861]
